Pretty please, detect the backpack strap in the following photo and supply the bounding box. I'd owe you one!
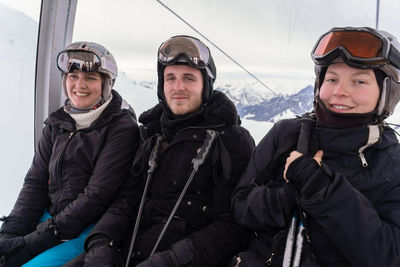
[211,133,232,184]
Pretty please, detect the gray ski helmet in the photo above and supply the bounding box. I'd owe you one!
[156,35,217,106]
[312,27,400,121]
[57,41,118,101]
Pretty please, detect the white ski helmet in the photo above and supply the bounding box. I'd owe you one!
[57,41,118,101]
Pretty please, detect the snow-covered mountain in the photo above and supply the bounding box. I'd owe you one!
[220,84,314,122]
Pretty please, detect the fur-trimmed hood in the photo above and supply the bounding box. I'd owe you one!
[139,90,240,136]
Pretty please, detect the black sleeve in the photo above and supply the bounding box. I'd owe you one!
[232,120,299,230]
[84,172,145,249]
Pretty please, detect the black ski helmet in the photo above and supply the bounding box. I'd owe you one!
[156,35,217,106]
[312,27,400,122]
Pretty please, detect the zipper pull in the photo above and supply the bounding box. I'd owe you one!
[359,152,368,167]
[266,253,274,265]
[68,131,75,139]
[234,256,242,267]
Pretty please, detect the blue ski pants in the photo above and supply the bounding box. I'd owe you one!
[22,211,94,267]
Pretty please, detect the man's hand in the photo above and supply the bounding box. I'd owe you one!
[83,235,123,267]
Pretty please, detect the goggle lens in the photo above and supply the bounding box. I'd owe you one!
[314,31,383,59]
[158,36,210,69]
[57,51,102,73]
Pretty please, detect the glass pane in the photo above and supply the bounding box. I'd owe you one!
[72,0,400,143]
[0,1,40,217]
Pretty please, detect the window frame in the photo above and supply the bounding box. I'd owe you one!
[34,0,77,149]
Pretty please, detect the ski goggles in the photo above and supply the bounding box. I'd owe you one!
[312,27,400,69]
[57,50,116,75]
[158,36,212,71]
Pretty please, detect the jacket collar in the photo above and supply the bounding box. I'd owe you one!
[45,90,134,131]
[315,124,396,155]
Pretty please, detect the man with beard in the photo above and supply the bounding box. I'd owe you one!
[66,35,255,267]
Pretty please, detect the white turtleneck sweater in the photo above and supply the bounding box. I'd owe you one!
[67,95,113,130]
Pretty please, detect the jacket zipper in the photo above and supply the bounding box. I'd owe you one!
[357,124,380,168]
[55,131,76,181]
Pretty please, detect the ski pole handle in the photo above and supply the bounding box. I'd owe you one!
[191,130,218,171]
[148,134,163,173]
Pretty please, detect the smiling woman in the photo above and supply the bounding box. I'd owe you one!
[0,40,141,266]
[319,63,381,114]
[65,71,103,108]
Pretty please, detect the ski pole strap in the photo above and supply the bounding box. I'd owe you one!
[192,129,218,171]
[148,134,163,174]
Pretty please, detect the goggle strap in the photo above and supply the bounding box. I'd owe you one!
[377,78,388,116]
[389,47,400,70]
[205,66,215,79]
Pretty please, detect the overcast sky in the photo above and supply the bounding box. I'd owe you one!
[2,0,400,86]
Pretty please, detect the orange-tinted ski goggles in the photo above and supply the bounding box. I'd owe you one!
[312,27,400,69]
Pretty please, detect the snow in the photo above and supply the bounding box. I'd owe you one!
[241,118,274,144]
[0,3,37,218]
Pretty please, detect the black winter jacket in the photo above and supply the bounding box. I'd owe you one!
[86,90,255,266]
[1,90,140,240]
[232,115,400,267]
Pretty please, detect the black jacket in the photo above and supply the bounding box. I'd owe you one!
[1,90,140,240]
[232,115,400,267]
[87,90,255,266]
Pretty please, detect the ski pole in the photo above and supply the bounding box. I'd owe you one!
[125,134,163,267]
[283,212,296,267]
[283,116,315,267]
[150,129,218,256]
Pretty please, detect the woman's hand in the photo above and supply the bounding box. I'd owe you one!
[283,150,323,182]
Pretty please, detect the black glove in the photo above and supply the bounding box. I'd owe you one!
[83,234,123,267]
[137,238,194,267]
[286,155,331,198]
[280,182,299,222]
[0,236,27,266]
[0,218,61,267]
